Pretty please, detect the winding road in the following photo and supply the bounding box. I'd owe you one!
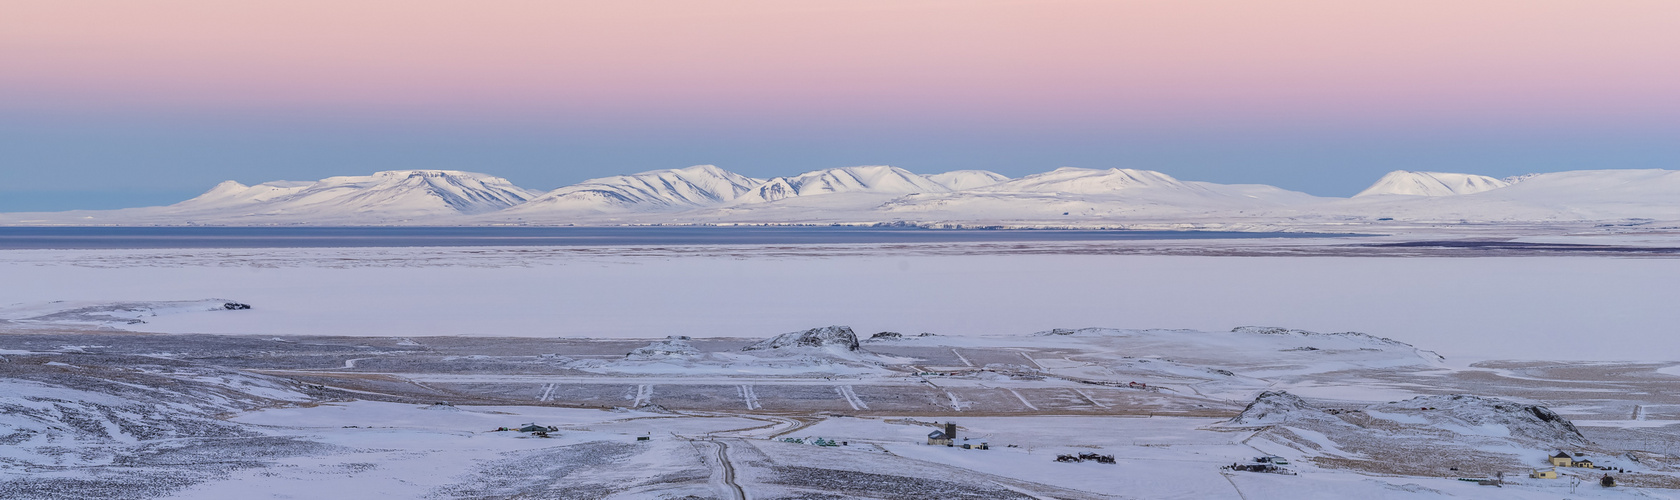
[697,438,746,500]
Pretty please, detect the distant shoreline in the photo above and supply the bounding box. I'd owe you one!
[0,226,1348,250]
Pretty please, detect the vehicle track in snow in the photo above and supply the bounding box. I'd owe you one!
[836,385,868,410]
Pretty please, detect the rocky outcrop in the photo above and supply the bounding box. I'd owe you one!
[743,326,860,351]
[627,336,699,359]
[1231,326,1445,361]
[1229,391,1335,426]
[1371,394,1586,445]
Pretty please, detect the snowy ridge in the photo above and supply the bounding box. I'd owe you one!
[504,165,762,214]
[974,167,1204,194]
[876,167,1324,220]
[733,165,949,204]
[923,170,1010,190]
[1231,326,1444,361]
[1353,170,1513,197]
[169,170,538,221]
[13,165,1680,226]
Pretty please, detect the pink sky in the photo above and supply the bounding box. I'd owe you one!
[5,0,1678,127]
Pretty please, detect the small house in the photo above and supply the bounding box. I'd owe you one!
[1574,459,1595,468]
[1531,468,1558,479]
[1548,452,1573,467]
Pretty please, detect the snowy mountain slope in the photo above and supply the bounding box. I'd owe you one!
[179,180,314,208]
[973,167,1203,194]
[876,168,1326,221]
[1354,170,1513,197]
[1327,169,1680,221]
[500,165,763,215]
[733,165,950,204]
[4,170,540,225]
[923,170,1010,190]
[154,170,539,223]
[191,170,536,216]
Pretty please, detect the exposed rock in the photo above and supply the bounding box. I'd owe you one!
[626,336,700,358]
[1371,394,1587,445]
[867,332,903,341]
[1232,326,1444,361]
[1229,391,1335,426]
[743,326,860,351]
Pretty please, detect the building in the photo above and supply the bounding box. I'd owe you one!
[1531,468,1558,479]
[1548,452,1573,467]
[927,422,957,446]
[1575,459,1595,468]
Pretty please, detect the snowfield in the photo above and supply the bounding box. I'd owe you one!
[3,244,1678,360]
[4,232,1679,498]
[3,321,1679,499]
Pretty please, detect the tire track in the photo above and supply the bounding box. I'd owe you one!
[737,385,761,410]
[836,385,868,410]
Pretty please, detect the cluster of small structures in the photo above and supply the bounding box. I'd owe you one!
[780,437,844,447]
[1078,380,1153,391]
[491,423,558,438]
[1224,456,1294,474]
[925,422,990,450]
[1529,451,1619,487]
[1055,453,1116,464]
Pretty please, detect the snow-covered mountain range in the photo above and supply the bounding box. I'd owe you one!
[7,165,1680,228]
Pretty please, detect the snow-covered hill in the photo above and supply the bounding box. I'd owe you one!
[876,167,1325,221]
[923,170,1010,190]
[172,170,538,218]
[1353,170,1512,197]
[500,165,762,215]
[1329,169,1680,222]
[733,165,950,204]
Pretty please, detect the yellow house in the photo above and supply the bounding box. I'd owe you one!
[1575,459,1595,468]
[1531,468,1558,479]
[1548,452,1573,467]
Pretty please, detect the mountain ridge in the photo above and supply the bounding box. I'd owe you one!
[8,166,1680,227]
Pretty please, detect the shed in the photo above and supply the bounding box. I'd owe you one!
[1531,468,1558,479]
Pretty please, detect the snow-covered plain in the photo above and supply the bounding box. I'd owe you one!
[3,244,1677,360]
[6,231,1680,498]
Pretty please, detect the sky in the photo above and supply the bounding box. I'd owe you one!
[3,0,1678,210]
